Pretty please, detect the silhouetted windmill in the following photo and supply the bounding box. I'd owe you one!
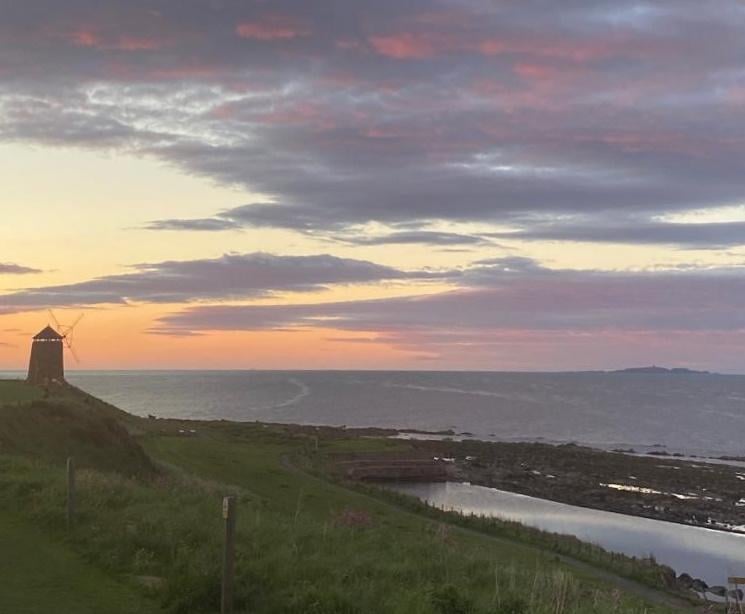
[27,311,84,385]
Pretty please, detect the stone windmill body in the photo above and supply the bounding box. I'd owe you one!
[27,313,83,386]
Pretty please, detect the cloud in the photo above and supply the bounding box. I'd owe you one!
[1,1,745,248]
[368,33,440,60]
[150,261,745,368]
[334,230,490,247]
[488,219,745,248]
[145,217,241,232]
[146,214,495,248]
[0,263,42,275]
[154,261,745,337]
[0,252,441,312]
[235,15,311,41]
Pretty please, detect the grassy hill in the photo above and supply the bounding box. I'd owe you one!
[0,380,694,613]
[0,379,43,404]
[0,380,154,477]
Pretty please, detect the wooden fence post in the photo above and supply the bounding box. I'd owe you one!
[66,457,75,529]
[221,495,237,614]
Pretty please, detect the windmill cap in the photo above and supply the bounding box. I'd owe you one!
[33,325,64,340]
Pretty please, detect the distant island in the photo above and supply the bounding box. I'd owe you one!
[612,366,712,375]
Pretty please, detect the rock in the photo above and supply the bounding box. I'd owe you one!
[677,572,693,589]
[707,585,727,597]
[691,578,708,593]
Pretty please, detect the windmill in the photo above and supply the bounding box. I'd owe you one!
[47,310,84,364]
[27,311,85,385]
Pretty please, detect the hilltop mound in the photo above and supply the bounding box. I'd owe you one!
[0,381,156,478]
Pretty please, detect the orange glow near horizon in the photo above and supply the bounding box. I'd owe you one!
[0,305,426,371]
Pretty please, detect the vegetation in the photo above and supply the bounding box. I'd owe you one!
[0,378,43,404]
[0,393,155,477]
[0,505,159,614]
[348,483,678,591]
[0,381,693,613]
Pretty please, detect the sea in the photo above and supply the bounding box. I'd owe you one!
[3,369,745,458]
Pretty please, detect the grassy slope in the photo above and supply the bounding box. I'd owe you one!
[0,381,161,613]
[0,379,43,404]
[143,430,688,612]
[0,381,155,477]
[0,381,692,613]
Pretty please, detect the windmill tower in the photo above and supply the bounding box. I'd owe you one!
[27,313,83,386]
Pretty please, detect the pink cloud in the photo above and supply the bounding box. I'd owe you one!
[513,62,557,82]
[69,28,101,48]
[367,28,621,66]
[236,15,310,41]
[67,27,162,51]
[368,33,439,59]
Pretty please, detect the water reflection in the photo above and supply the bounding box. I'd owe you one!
[391,481,745,585]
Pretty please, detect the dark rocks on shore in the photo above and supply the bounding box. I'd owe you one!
[402,438,745,533]
[677,573,693,589]
[708,585,727,597]
[691,578,708,593]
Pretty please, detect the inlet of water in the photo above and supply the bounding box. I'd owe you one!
[390,481,745,586]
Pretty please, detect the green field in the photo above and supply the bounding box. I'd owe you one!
[0,382,696,613]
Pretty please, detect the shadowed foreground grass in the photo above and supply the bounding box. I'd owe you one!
[0,508,160,613]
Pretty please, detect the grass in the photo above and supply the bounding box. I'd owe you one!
[0,500,160,613]
[0,383,691,613]
[352,482,679,591]
[0,379,42,404]
[0,449,671,614]
[0,396,155,477]
[142,431,684,612]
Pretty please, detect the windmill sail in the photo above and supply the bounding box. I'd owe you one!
[47,310,85,364]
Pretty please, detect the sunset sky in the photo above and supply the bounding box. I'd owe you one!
[3,1,745,371]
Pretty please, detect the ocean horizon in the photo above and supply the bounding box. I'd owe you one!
[5,369,744,458]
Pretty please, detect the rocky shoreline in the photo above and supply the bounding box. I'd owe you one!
[403,437,745,534]
[271,419,745,535]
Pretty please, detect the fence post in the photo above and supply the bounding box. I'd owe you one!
[221,495,237,614]
[66,457,75,529]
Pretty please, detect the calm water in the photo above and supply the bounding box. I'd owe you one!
[391,481,745,585]
[4,369,745,456]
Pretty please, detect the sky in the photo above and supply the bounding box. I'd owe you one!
[2,0,745,371]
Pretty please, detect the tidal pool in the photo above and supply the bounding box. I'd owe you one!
[390,481,745,586]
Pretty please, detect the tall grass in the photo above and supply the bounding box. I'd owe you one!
[0,453,674,613]
[349,481,679,591]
